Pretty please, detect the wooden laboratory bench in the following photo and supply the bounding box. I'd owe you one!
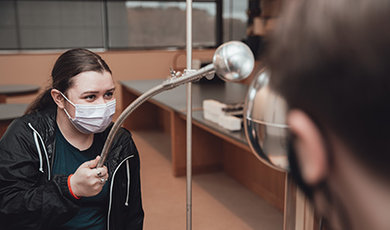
[0,84,40,103]
[120,79,286,213]
[0,103,28,137]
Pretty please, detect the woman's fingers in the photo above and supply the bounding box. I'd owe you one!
[95,166,108,177]
[99,177,108,184]
[95,166,109,185]
[71,160,109,197]
[88,156,101,169]
[79,156,100,170]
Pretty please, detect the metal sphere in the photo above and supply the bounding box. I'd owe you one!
[243,70,290,172]
[213,41,255,82]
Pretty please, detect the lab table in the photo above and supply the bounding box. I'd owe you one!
[120,79,286,212]
[0,84,40,103]
[0,103,28,137]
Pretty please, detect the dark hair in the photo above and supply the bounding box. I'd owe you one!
[26,48,112,114]
[267,0,390,176]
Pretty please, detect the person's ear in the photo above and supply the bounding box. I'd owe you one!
[288,110,328,185]
[51,89,65,109]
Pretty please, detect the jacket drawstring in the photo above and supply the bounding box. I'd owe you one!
[125,160,131,206]
[107,155,134,230]
[32,130,44,173]
[28,123,51,180]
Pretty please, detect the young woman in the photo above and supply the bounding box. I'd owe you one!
[0,48,144,230]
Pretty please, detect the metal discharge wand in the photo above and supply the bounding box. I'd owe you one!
[97,40,255,167]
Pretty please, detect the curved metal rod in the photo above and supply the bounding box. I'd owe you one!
[98,64,215,167]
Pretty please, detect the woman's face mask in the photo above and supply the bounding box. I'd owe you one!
[60,92,116,134]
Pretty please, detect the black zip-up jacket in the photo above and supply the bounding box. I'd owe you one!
[0,108,144,230]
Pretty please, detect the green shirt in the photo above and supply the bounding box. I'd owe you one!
[52,128,109,230]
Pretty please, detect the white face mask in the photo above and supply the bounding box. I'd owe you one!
[60,92,116,134]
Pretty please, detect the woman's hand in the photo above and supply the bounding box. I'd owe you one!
[69,156,109,198]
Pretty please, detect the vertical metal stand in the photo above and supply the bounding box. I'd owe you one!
[186,1,193,230]
[284,174,316,230]
[283,174,297,230]
[101,0,109,50]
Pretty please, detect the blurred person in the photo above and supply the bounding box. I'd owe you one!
[0,48,144,230]
[267,0,390,229]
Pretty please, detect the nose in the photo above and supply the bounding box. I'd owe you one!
[95,96,106,104]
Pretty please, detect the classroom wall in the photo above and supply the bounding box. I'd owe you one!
[0,48,215,112]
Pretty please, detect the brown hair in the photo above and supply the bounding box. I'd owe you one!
[26,48,112,114]
[267,0,390,176]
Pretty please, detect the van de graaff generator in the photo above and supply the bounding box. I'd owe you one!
[97,41,255,167]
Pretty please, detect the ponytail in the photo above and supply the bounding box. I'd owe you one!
[25,87,56,115]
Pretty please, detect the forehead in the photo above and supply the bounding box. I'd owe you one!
[70,71,114,92]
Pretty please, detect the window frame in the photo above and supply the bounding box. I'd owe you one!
[0,0,244,51]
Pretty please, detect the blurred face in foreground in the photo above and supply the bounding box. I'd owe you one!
[268,0,390,229]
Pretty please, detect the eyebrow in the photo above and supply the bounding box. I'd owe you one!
[81,87,115,95]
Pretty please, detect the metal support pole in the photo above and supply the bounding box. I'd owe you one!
[284,174,297,230]
[186,1,193,230]
[101,0,109,50]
